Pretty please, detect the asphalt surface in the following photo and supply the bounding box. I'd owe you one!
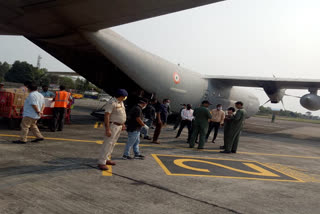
[0,99,319,214]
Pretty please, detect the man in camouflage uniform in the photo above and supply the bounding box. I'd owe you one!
[189,100,212,149]
[221,101,246,154]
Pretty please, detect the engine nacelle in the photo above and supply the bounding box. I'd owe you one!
[300,94,320,111]
[263,88,286,103]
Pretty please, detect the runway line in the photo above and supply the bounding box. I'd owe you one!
[1,133,319,160]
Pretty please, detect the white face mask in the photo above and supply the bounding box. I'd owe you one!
[218,107,222,110]
[165,103,170,107]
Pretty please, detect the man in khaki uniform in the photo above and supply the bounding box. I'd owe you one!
[98,89,128,170]
[206,104,225,143]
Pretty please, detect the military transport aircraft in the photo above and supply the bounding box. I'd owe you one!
[1,0,320,117]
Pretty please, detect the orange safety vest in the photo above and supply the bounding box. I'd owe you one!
[54,91,70,108]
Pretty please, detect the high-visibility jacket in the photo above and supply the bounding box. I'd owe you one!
[54,91,70,108]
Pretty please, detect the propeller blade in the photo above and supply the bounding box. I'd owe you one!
[284,93,301,98]
[262,99,270,106]
[281,100,286,111]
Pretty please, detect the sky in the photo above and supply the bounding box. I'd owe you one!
[0,0,320,115]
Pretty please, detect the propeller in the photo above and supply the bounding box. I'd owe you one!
[262,99,271,106]
[281,99,286,111]
[284,93,301,98]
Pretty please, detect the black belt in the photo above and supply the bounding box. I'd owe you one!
[110,122,123,126]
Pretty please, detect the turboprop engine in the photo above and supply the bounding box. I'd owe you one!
[263,88,286,103]
[300,94,320,111]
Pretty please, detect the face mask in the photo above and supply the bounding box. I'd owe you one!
[165,103,170,107]
[123,96,127,101]
[218,107,222,110]
[142,105,147,109]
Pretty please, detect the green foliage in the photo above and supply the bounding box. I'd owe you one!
[5,61,35,83]
[258,105,309,119]
[3,60,49,85]
[258,106,273,114]
[74,78,102,92]
[1,60,103,92]
[46,74,59,85]
[59,76,75,89]
[0,61,10,82]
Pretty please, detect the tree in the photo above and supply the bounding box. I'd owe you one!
[34,68,48,85]
[46,74,60,85]
[59,76,75,89]
[0,61,10,82]
[5,61,35,83]
[258,106,273,115]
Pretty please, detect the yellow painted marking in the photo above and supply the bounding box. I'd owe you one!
[94,122,99,129]
[163,173,303,182]
[258,162,305,182]
[102,165,112,176]
[173,159,279,177]
[96,140,103,145]
[1,134,319,160]
[151,154,173,175]
[152,154,304,182]
[94,122,103,129]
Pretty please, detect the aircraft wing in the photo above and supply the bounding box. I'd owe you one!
[205,75,320,90]
[0,0,223,37]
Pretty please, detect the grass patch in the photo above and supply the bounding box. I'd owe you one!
[254,115,320,124]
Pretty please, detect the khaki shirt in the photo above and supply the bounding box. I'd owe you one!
[210,109,225,124]
[105,97,126,124]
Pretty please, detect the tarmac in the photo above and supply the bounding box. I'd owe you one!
[0,99,319,214]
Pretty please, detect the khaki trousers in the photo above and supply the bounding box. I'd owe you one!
[98,124,122,165]
[20,117,44,142]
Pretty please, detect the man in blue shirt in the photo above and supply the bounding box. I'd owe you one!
[40,85,54,98]
[13,83,45,144]
[122,98,148,160]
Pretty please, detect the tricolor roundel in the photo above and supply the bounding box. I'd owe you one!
[173,72,180,84]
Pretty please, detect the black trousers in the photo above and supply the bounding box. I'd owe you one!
[206,122,220,141]
[176,120,192,141]
[52,107,66,131]
[173,116,182,130]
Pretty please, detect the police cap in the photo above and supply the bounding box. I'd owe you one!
[202,100,212,105]
[115,89,128,98]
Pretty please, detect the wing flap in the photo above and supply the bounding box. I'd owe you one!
[205,75,320,89]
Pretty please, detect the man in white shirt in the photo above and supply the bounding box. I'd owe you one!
[175,104,194,141]
[206,104,225,143]
[13,83,45,144]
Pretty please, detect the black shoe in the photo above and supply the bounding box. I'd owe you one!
[175,136,179,138]
[220,150,231,153]
[144,136,152,140]
[122,155,133,160]
[12,140,26,144]
[231,150,237,153]
[57,129,62,132]
[195,141,199,144]
[134,155,145,160]
[189,145,194,148]
[220,146,225,149]
[197,147,204,150]
[31,138,44,143]
[212,140,216,144]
